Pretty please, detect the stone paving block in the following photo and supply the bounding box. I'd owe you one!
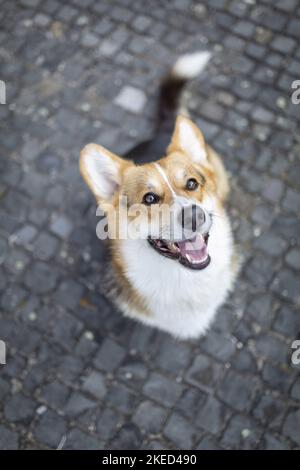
[50,214,73,239]
[175,387,207,421]
[32,232,59,260]
[154,338,192,375]
[111,424,142,450]
[271,35,296,54]
[254,334,289,365]
[64,429,103,450]
[262,363,295,395]
[143,372,183,408]
[53,280,84,310]
[196,435,221,450]
[65,392,97,417]
[24,261,60,294]
[81,32,99,48]
[199,330,237,362]
[291,379,300,401]
[221,414,263,450]
[164,412,198,449]
[0,425,19,450]
[14,225,38,245]
[4,393,36,423]
[133,400,167,434]
[271,268,299,303]
[217,370,259,413]
[106,382,139,414]
[283,409,300,446]
[93,338,126,372]
[34,410,67,449]
[252,394,286,431]
[116,359,148,386]
[114,86,147,114]
[39,381,70,409]
[259,433,290,450]
[185,354,223,393]
[96,407,123,441]
[82,371,107,400]
[196,396,229,435]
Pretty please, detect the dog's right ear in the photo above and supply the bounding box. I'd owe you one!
[80,143,128,204]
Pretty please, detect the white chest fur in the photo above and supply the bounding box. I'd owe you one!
[119,212,235,339]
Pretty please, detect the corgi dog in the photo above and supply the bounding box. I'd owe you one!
[80,51,237,339]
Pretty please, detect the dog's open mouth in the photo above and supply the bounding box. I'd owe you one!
[147,233,210,270]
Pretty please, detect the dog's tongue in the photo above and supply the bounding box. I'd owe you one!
[177,234,208,263]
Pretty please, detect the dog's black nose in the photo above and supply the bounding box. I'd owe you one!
[180,204,205,232]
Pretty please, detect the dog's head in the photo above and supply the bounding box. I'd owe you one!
[80,115,226,271]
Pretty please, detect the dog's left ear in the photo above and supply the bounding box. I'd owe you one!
[167,115,207,165]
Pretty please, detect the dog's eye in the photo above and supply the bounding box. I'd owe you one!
[186,178,199,191]
[143,192,160,205]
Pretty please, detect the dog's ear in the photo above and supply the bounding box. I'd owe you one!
[80,143,128,204]
[167,115,207,165]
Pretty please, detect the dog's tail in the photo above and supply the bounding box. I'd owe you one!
[158,51,211,131]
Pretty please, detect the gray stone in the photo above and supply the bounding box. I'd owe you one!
[24,261,60,294]
[164,412,196,449]
[14,225,38,245]
[291,379,300,400]
[186,354,223,393]
[283,189,300,214]
[39,381,70,409]
[34,410,67,448]
[272,35,296,54]
[64,429,103,450]
[196,396,228,435]
[81,32,99,48]
[0,425,19,449]
[133,400,167,434]
[94,338,125,372]
[221,415,262,450]
[50,214,73,239]
[143,373,183,407]
[65,392,96,417]
[260,433,289,450]
[274,306,299,337]
[253,395,285,430]
[271,268,300,303]
[262,178,284,203]
[96,407,122,440]
[111,424,142,450]
[33,232,59,260]
[4,393,36,422]
[106,383,138,414]
[217,370,258,412]
[82,371,107,399]
[283,410,300,445]
[114,86,147,113]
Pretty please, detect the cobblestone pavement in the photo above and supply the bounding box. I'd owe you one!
[0,0,300,450]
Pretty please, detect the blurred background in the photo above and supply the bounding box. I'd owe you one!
[0,0,300,450]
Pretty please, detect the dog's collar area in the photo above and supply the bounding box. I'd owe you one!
[147,232,210,270]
